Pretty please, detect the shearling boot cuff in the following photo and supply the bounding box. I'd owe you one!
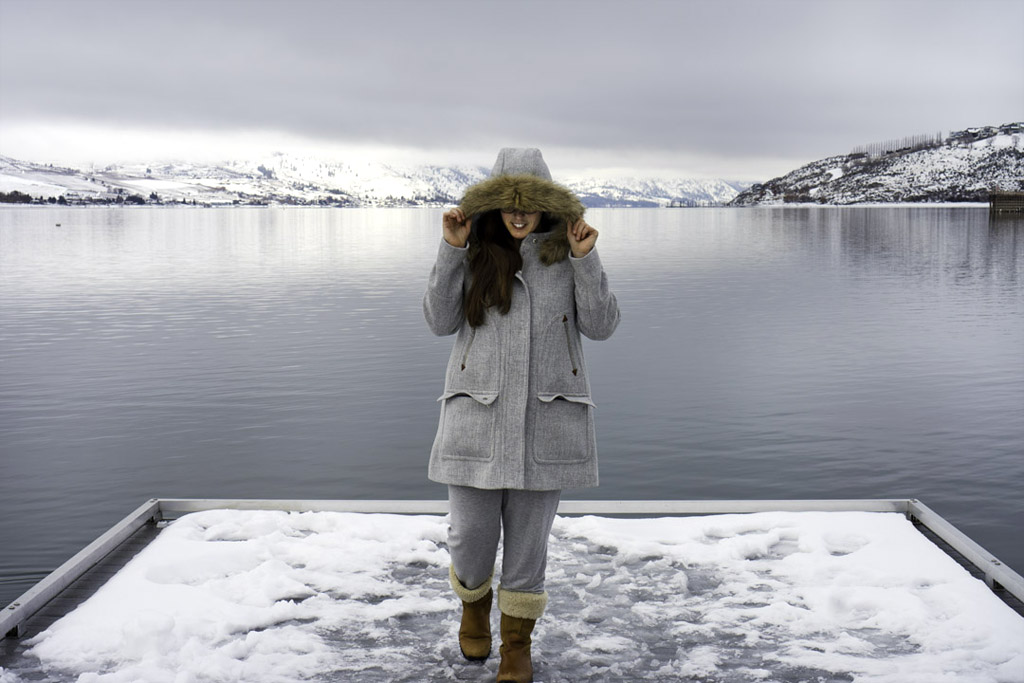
[450,564,493,603]
[497,586,548,620]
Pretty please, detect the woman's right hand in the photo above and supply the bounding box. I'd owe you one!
[442,208,471,248]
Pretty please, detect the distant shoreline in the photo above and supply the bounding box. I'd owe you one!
[0,202,994,210]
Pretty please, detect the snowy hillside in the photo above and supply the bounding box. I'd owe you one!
[730,122,1024,206]
[0,154,489,207]
[565,175,747,207]
[0,154,749,208]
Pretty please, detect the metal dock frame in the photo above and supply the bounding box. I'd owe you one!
[4,498,1023,640]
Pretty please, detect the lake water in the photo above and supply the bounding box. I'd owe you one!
[1,206,1022,609]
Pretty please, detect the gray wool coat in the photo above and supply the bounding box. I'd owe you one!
[423,231,620,490]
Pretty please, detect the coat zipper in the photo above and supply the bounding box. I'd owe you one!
[460,328,476,371]
[562,315,578,376]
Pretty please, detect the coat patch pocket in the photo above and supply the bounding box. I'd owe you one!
[437,390,498,461]
[532,393,595,464]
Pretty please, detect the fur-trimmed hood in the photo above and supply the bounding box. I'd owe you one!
[459,151,585,265]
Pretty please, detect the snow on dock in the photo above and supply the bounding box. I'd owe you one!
[2,506,1022,683]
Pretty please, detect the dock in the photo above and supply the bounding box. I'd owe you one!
[989,191,1024,213]
[2,499,1023,682]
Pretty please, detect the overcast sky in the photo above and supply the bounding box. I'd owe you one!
[1,0,1021,180]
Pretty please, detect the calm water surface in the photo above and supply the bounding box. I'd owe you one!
[1,206,1022,607]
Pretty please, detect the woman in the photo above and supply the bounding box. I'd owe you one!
[424,148,620,682]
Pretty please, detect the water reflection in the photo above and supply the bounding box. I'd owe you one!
[0,206,1021,607]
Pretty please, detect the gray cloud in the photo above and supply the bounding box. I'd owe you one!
[1,0,1021,178]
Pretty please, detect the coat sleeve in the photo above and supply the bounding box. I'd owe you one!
[570,248,620,341]
[423,238,468,336]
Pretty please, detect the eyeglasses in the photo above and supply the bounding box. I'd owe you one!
[500,207,540,215]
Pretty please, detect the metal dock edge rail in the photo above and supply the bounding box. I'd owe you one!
[3,497,1022,641]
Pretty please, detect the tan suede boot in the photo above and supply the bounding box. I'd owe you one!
[450,565,493,661]
[496,587,547,683]
[459,588,493,661]
[497,613,536,683]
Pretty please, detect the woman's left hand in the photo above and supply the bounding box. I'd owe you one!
[567,217,598,258]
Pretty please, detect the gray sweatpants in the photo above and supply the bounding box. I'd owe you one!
[448,485,561,594]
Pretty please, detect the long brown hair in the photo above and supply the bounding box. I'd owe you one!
[464,210,556,327]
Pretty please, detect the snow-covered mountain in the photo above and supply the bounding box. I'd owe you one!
[730,122,1024,206]
[565,175,748,207]
[0,153,750,208]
